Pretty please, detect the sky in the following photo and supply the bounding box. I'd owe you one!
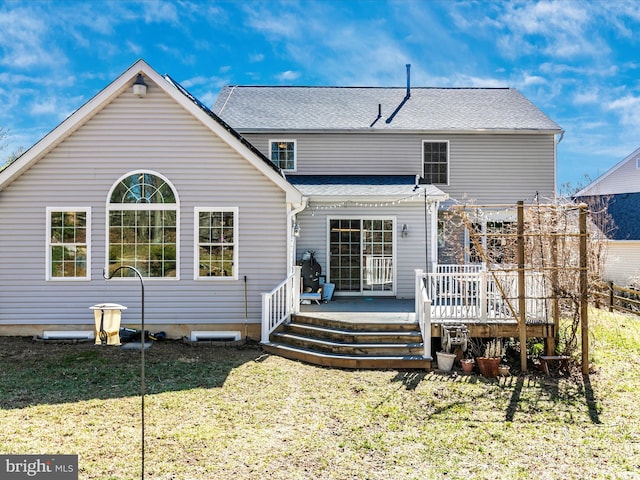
[1,0,638,192]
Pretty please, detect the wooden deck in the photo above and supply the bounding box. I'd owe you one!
[300,297,555,339]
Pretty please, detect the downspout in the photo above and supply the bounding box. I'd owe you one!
[430,200,440,272]
[287,197,308,274]
[554,131,564,198]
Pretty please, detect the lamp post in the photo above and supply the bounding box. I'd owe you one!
[103,266,146,479]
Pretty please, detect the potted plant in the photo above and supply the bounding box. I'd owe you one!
[460,356,475,373]
[476,339,504,378]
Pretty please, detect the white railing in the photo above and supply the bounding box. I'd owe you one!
[436,264,484,274]
[427,268,548,323]
[261,266,301,343]
[415,269,432,359]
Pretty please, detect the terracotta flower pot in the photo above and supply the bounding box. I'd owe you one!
[461,358,474,373]
[476,357,501,378]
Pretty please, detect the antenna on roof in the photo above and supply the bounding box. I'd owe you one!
[406,64,411,99]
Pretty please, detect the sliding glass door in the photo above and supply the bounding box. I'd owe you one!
[328,218,394,295]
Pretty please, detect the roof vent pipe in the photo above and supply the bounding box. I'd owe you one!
[406,64,411,99]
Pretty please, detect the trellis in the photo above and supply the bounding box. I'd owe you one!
[448,201,591,374]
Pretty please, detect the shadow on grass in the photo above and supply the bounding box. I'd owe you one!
[389,367,603,425]
[582,374,602,424]
[0,337,263,410]
[503,372,602,424]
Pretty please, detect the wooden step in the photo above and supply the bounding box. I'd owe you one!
[272,331,425,356]
[262,342,432,370]
[286,321,422,344]
[265,312,430,370]
[291,313,420,332]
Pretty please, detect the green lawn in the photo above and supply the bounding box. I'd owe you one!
[1,309,639,479]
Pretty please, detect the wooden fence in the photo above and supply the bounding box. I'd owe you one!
[592,281,640,316]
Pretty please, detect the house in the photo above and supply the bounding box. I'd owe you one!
[0,59,563,351]
[212,75,563,295]
[575,147,640,286]
[0,59,303,340]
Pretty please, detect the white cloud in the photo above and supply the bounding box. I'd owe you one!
[141,0,179,24]
[276,70,301,82]
[606,95,640,126]
[573,88,600,105]
[0,7,64,68]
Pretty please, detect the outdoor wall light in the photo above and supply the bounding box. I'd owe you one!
[133,74,148,97]
[402,224,409,237]
[294,222,301,237]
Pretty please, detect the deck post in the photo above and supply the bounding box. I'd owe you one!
[293,266,302,314]
[480,269,487,322]
[261,293,270,343]
[517,201,527,372]
[579,204,589,375]
[549,207,559,355]
[415,269,431,359]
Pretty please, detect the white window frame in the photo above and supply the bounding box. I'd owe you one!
[269,139,297,172]
[46,207,91,281]
[105,170,180,280]
[422,140,450,186]
[194,207,239,281]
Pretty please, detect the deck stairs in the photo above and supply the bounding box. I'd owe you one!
[262,313,431,369]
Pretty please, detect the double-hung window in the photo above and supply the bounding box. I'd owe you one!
[195,208,238,279]
[269,140,296,171]
[468,221,515,264]
[47,208,90,280]
[423,141,449,184]
[107,171,178,278]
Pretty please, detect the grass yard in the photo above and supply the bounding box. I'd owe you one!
[1,309,639,479]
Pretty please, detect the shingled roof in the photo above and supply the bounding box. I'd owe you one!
[578,193,640,241]
[213,86,562,133]
[287,175,447,199]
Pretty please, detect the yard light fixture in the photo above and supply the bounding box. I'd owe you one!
[103,266,146,479]
[402,224,409,237]
[133,74,148,97]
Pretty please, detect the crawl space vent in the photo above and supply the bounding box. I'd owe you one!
[189,330,241,342]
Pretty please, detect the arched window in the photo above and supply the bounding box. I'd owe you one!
[107,171,179,278]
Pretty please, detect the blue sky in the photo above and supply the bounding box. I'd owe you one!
[1,0,638,191]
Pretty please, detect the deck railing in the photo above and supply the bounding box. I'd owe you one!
[261,266,301,343]
[426,268,548,323]
[415,269,432,359]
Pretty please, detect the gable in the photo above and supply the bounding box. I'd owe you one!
[0,60,303,205]
[575,147,640,196]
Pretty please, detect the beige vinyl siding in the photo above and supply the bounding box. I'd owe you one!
[243,132,556,204]
[603,240,640,286]
[0,87,288,327]
[294,201,433,298]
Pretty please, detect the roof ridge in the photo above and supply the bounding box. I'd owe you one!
[224,85,511,90]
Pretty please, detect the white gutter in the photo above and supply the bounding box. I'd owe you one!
[287,197,308,273]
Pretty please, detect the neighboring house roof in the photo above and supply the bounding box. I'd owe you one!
[287,175,447,200]
[577,192,640,241]
[574,146,640,196]
[0,60,303,204]
[213,86,563,133]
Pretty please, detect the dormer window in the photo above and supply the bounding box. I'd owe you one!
[269,140,296,171]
